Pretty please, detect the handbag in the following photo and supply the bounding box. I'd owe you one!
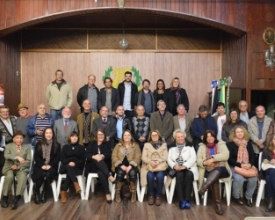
[147,161,168,172]
[234,165,258,178]
[167,167,177,178]
[262,159,275,171]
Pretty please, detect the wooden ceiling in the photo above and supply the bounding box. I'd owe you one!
[33,10,212,29]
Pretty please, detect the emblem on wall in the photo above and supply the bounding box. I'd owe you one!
[103,66,143,90]
[263,27,275,45]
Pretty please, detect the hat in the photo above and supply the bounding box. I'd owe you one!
[13,130,26,138]
[17,103,28,111]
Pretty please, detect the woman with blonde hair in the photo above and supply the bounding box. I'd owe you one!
[140,130,168,206]
[261,134,275,212]
[166,129,197,209]
[197,130,231,215]
[164,77,189,116]
[227,126,257,207]
[112,130,141,203]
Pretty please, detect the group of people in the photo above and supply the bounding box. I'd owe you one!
[1,70,275,216]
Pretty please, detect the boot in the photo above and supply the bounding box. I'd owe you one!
[199,170,220,195]
[115,182,123,203]
[73,182,81,194]
[41,191,47,203]
[130,181,137,203]
[1,196,8,208]
[61,191,67,204]
[266,198,275,212]
[34,190,41,204]
[11,195,21,210]
[211,183,223,215]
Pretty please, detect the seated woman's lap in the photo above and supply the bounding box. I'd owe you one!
[204,167,229,179]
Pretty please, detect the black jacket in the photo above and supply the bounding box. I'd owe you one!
[77,84,99,112]
[227,141,255,168]
[164,88,189,115]
[115,116,133,140]
[134,89,156,115]
[118,81,138,110]
[98,87,120,113]
[85,141,112,175]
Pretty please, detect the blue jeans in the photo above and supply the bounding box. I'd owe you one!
[265,168,275,199]
[147,171,166,197]
[50,109,63,121]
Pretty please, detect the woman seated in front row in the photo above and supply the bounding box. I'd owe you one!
[85,129,115,204]
[227,126,257,207]
[141,130,168,206]
[31,127,60,204]
[112,130,141,203]
[197,130,231,215]
[261,134,275,212]
[59,131,85,203]
[166,129,197,210]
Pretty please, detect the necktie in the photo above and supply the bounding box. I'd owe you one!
[64,120,68,133]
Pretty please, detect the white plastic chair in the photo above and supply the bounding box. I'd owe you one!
[84,173,113,200]
[138,176,167,202]
[256,152,265,207]
[0,176,29,203]
[56,174,85,200]
[166,178,200,205]
[203,177,232,206]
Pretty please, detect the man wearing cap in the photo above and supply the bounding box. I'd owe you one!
[0,105,17,176]
[16,103,31,145]
[1,130,31,209]
[45,69,73,121]
[54,107,78,149]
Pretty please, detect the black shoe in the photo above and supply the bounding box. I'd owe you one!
[11,195,21,209]
[1,196,8,208]
[246,198,253,207]
[41,191,47,203]
[34,191,41,204]
[266,198,275,212]
[233,197,244,205]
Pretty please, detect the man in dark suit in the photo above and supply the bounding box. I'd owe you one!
[53,107,78,149]
[77,74,99,113]
[115,105,132,143]
[191,105,217,151]
[238,100,255,124]
[1,130,31,209]
[98,77,120,117]
[92,106,116,148]
[118,71,138,119]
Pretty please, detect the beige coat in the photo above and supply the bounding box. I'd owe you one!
[77,112,99,145]
[111,142,141,172]
[197,141,231,190]
[140,142,168,186]
[173,115,193,142]
[248,115,272,154]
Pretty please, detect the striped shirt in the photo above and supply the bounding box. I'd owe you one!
[35,115,51,141]
[176,145,184,166]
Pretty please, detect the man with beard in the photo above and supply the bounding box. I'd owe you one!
[54,107,78,149]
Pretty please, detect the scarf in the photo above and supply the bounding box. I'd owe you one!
[237,145,249,164]
[171,87,181,104]
[151,141,162,150]
[42,140,52,165]
[176,144,184,166]
[206,143,219,159]
[83,112,91,144]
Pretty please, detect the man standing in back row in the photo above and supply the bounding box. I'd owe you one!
[45,69,73,121]
[118,71,138,119]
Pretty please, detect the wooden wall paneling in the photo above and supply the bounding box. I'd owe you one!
[222,33,246,88]
[0,33,21,115]
[21,52,221,119]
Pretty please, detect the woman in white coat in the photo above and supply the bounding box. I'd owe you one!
[167,129,198,209]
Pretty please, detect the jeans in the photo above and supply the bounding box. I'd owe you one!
[265,168,275,199]
[147,171,166,197]
[50,109,63,121]
[230,166,257,199]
